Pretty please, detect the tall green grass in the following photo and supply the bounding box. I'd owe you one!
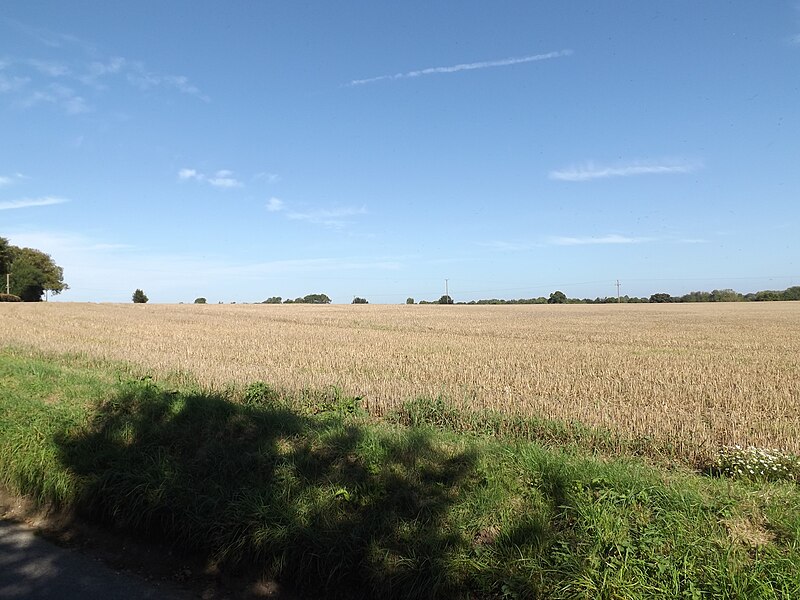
[1,347,799,599]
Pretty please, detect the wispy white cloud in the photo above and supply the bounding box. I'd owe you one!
[124,61,208,100]
[6,20,93,51]
[207,170,243,188]
[478,240,542,251]
[349,49,572,86]
[178,168,243,188]
[0,73,30,93]
[481,235,655,250]
[26,59,71,77]
[80,57,126,88]
[0,196,69,210]
[265,195,366,228]
[548,234,653,246]
[266,197,285,212]
[254,172,281,183]
[286,205,367,228]
[0,173,26,187]
[20,82,90,114]
[549,159,701,181]
[266,196,367,229]
[0,26,207,112]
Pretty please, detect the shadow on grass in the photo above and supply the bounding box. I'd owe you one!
[54,380,478,599]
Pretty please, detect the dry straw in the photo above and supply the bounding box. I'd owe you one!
[2,301,798,461]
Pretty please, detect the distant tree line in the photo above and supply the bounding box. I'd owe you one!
[644,287,800,303]
[262,293,332,304]
[452,285,800,305]
[418,295,454,305]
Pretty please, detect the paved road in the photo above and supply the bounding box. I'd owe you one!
[0,520,190,599]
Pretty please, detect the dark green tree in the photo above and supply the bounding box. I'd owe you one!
[302,293,331,304]
[352,297,368,304]
[782,286,800,301]
[132,289,149,303]
[9,259,46,301]
[753,290,780,302]
[406,297,415,305]
[0,236,12,277]
[7,247,68,300]
[709,289,742,302]
[263,297,282,304]
[649,293,674,303]
[438,295,454,304]
[194,297,207,304]
[548,290,567,304]
[681,291,711,302]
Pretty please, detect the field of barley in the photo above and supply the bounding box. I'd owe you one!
[2,301,798,460]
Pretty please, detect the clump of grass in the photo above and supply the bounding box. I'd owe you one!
[716,445,800,482]
[242,380,281,406]
[391,397,686,463]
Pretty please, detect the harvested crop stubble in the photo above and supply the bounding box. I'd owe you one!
[1,301,798,461]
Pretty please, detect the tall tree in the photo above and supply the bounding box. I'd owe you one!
[649,293,674,303]
[0,237,12,295]
[8,247,68,301]
[302,293,331,304]
[0,237,12,277]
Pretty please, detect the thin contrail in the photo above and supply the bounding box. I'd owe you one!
[0,196,69,210]
[549,160,701,182]
[349,49,572,86]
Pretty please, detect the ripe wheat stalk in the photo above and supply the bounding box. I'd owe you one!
[2,301,798,462]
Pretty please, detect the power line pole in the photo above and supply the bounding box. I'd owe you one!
[616,279,621,303]
[445,278,449,299]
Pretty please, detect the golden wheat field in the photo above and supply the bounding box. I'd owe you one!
[2,301,799,458]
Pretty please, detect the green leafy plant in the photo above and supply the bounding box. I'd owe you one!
[242,381,280,405]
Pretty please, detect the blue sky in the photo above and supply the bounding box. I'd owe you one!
[1,2,798,303]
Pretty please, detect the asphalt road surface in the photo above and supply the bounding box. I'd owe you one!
[0,520,191,599]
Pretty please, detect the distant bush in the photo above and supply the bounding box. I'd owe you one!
[649,293,675,303]
[282,294,331,304]
[352,297,368,304]
[194,297,207,304]
[132,289,149,304]
[0,293,22,302]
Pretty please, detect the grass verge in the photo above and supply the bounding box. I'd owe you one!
[1,347,799,599]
